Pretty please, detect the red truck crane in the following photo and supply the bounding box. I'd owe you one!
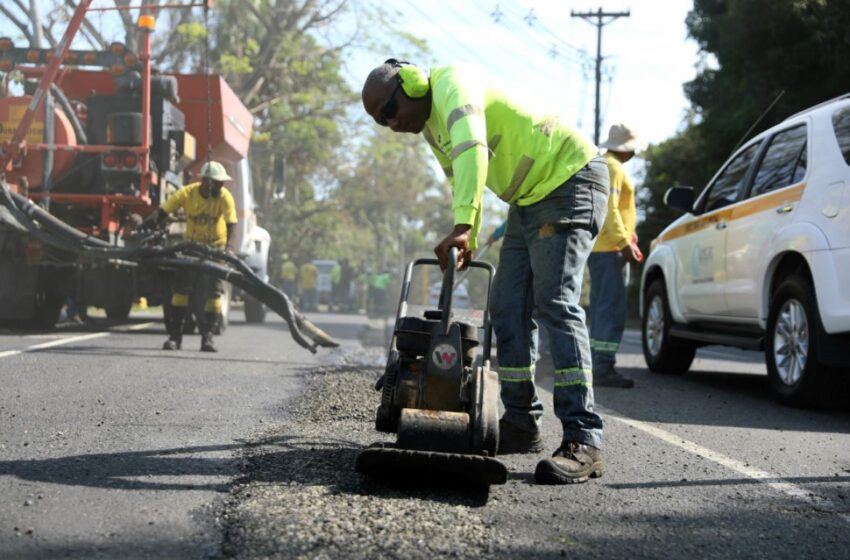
[0,0,271,329]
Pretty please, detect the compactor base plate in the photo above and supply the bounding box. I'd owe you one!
[355,443,507,487]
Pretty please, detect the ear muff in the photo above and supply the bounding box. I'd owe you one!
[385,58,430,99]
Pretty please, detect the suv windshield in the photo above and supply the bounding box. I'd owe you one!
[832,106,850,165]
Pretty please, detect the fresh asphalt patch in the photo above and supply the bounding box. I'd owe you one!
[215,329,850,559]
[216,366,505,560]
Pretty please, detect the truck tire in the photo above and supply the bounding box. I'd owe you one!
[31,289,64,330]
[106,300,132,321]
[766,275,831,408]
[642,278,696,374]
[244,295,266,323]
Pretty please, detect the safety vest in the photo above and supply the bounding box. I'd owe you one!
[423,65,597,248]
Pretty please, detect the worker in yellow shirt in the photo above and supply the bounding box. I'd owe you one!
[589,124,645,387]
[299,261,319,311]
[142,161,238,352]
[279,254,298,297]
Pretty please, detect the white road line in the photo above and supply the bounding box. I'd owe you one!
[600,405,850,524]
[0,322,155,359]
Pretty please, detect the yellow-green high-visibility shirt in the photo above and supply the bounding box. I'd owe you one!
[423,65,598,248]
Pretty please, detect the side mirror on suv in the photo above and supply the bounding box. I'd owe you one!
[664,186,695,213]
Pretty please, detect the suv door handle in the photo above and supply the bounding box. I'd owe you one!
[776,205,794,214]
[715,221,728,230]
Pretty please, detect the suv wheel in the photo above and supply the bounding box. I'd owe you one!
[766,275,829,407]
[642,279,696,374]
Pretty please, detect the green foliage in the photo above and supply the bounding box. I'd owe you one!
[639,0,850,247]
[152,0,453,281]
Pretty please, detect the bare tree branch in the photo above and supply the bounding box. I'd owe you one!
[64,0,109,50]
[0,4,35,45]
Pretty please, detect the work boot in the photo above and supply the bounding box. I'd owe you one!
[200,332,217,353]
[162,307,186,350]
[200,312,218,353]
[497,418,545,455]
[594,365,635,388]
[534,441,606,484]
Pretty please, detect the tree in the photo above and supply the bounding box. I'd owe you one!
[638,0,850,248]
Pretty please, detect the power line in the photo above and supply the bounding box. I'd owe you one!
[571,7,630,145]
[464,0,586,69]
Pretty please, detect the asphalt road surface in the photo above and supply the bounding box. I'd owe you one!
[1,310,848,559]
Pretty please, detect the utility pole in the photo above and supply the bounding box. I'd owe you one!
[571,8,630,145]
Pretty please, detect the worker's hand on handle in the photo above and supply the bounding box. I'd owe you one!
[434,224,473,271]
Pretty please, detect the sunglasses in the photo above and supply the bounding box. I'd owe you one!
[375,81,402,126]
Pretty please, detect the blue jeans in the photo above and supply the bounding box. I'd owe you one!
[589,251,629,373]
[491,156,609,449]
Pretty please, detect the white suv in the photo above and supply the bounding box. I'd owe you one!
[640,94,850,406]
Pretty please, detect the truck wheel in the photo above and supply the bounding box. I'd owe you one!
[642,278,696,374]
[244,295,266,323]
[31,289,64,330]
[766,275,830,408]
[106,301,132,321]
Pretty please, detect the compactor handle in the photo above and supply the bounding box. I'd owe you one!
[436,247,458,335]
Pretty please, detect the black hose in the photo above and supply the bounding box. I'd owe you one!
[0,179,338,352]
[144,256,320,353]
[50,84,88,145]
[8,190,112,248]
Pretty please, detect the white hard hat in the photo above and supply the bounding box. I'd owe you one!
[199,160,232,181]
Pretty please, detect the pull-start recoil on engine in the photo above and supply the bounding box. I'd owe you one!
[355,248,507,486]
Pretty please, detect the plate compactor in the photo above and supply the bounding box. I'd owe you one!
[355,248,507,486]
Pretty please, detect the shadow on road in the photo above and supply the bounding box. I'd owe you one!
[0,443,246,492]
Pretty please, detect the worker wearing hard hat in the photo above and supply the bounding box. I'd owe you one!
[362,60,608,485]
[589,124,646,388]
[279,254,298,297]
[142,160,238,352]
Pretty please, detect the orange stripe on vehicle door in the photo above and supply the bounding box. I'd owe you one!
[657,183,805,243]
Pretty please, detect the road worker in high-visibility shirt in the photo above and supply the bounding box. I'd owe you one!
[362,60,610,485]
[143,160,238,353]
[279,254,298,297]
[299,261,319,311]
[589,124,646,388]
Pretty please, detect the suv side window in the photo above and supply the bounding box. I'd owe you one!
[833,106,850,165]
[702,142,760,213]
[750,124,807,197]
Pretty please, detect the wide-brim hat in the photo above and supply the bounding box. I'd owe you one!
[599,123,646,153]
[199,160,233,182]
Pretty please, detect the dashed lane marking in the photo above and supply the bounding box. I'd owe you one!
[600,405,850,525]
[0,322,155,359]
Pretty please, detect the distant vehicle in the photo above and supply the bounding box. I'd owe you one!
[312,260,337,305]
[640,94,850,407]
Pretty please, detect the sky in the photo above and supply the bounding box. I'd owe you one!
[1,0,702,146]
[348,0,702,147]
